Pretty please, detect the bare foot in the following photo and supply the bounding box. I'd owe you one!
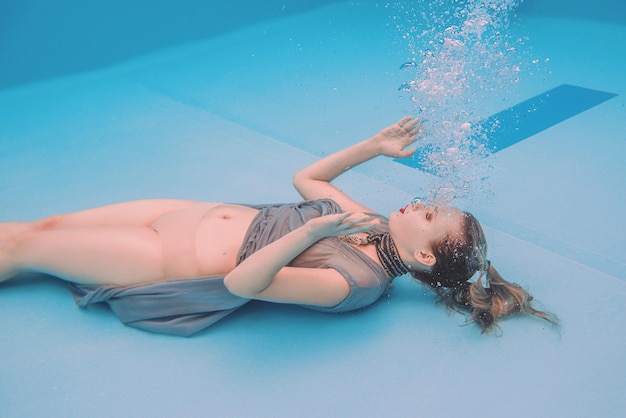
[0,222,31,241]
[0,236,18,283]
[0,222,30,283]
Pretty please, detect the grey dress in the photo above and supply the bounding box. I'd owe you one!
[71,199,389,336]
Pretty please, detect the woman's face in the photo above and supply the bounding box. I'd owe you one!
[388,201,464,264]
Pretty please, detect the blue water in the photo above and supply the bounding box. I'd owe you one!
[1,1,625,417]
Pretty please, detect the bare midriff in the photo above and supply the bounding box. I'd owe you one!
[152,202,381,282]
[194,203,260,276]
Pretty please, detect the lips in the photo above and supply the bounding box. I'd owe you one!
[400,208,405,214]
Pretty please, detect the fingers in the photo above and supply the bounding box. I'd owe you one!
[398,147,417,158]
[396,116,422,137]
[396,116,413,126]
[404,117,422,133]
[336,212,372,226]
[397,116,419,128]
[337,213,378,233]
[310,212,379,239]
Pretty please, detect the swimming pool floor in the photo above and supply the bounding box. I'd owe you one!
[1,3,625,417]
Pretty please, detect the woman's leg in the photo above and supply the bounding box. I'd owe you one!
[1,199,199,243]
[33,199,200,230]
[1,225,165,286]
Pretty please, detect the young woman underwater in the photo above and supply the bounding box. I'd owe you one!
[0,116,557,336]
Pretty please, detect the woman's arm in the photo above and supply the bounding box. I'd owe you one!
[293,116,421,212]
[224,212,376,306]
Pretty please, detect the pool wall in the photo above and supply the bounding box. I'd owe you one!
[517,0,626,24]
[1,0,624,91]
[0,0,345,90]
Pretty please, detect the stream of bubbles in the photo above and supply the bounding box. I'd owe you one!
[391,0,530,204]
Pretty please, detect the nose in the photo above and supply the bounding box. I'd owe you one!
[413,196,433,209]
[411,200,426,210]
[412,197,428,209]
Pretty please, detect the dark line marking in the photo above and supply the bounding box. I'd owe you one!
[396,84,618,170]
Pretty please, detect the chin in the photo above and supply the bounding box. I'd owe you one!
[386,213,401,232]
[389,210,403,218]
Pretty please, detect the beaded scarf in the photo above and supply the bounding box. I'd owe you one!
[339,232,410,278]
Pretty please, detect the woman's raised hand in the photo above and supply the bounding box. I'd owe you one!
[372,116,422,159]
[305,212,378,240]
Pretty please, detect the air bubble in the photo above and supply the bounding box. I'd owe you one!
[399,60,417,70]
[392,0,529,204]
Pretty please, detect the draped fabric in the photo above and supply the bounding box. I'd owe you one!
[71,199,389,336]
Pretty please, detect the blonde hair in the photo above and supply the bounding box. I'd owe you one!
[411,212,559,333]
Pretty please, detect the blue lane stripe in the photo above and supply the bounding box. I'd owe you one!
[396,84,618,170]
